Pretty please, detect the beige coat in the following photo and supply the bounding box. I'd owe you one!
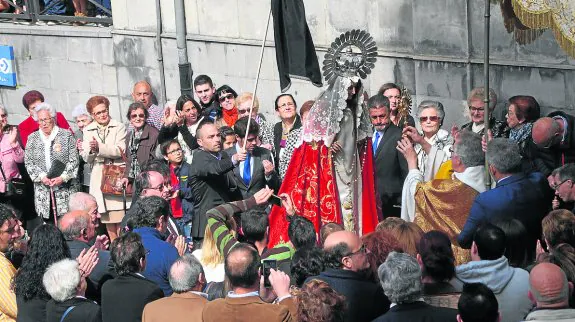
[81,119,130,213]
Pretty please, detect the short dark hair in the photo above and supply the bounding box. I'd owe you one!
[142,159,170,178]
[416,231,455,281]
[131,196,171,229]
[288,216,316,249]
[458,283,499,322]
[110,232,147,275]
[219,126,235,141]
[367,94,390,112]
[508,95,540,123]
[176,94,202,113]
[241,208,268,243]
[225,243,261,288]
[474,224,506,260]
[160,139,180,157]
[126,102,149,121]
[194,75,214,88]
[274,94,297,111]
[233,116,260,138]
[215,85,238,99]
[491,218,530,268]
[22,90,44,110]
[324,242,352,269]
[290,247,325,287]
[195,119,216,138]
[0,203,16,229]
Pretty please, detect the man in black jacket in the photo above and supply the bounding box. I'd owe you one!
[533,111,575,171]
[194,75,219,121]
[101,232,163,322]
[368,94,408,219]
[189,122,244,244]
[307,230,389,322]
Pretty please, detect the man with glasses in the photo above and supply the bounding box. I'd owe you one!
[0,204,18,321]
[551,163,575,213]
[307,230,389,322]
[532,111,575,169]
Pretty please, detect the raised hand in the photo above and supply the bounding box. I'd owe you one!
[89,137,99,154]
[262,160,274,176]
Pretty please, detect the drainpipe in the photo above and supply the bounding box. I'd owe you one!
[174,0,193,96]
[155,0,167,107]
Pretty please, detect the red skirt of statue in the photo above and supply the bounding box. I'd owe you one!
[267,139,378,248]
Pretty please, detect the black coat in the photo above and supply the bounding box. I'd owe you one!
[542,111,575,171]
[67,240,114,303]
[16,296,48,322]
[307,269,389,322]
[224,145,280,198]
[101,273,163,322]
[45,297,101,322]
[189,149,241,238]
[372,301,457,322]
[373,124,408,217]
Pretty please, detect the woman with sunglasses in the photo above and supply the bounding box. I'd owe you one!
[214,85,239,128]
[123,102,159,187]
[403,101,453,180]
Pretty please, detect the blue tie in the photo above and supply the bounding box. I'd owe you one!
[373,132,380,154]
[243,153,251,186]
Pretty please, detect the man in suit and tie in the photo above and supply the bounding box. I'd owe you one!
[225,116,280,199]
[369,94,408,219]
[189,122,245,246]
[458,138,550,251]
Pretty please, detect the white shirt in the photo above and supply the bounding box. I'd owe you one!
[372,130,384,150]
[39,126,60,171]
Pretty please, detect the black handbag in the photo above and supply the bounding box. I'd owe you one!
[0,161,26,199]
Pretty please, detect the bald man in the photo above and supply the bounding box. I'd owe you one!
[532,111,575,172]
[525,263,575,321]
[308,230,390,321]
[132,81,163,130]
[59,211,112,302]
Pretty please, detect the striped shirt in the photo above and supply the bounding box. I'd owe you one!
[206,198,294,264]
[0,253,17,322]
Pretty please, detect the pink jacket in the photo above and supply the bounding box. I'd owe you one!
[0,134,24,193]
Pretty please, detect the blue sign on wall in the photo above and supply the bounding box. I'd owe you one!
[0,45,17,87]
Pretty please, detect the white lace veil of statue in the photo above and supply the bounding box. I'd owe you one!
[299,29,377,147]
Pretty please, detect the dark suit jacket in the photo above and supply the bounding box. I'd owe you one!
[143,292,208,322]
[373,124,408,208]
[45,297,101,322]
[224,145,280,198]
[546,111,575,169]
[202,295,295,322]
[373,301,457,322]
[189,149,241,238]
[67,239,114,303]
[101,273,164,322]
[124,123,159,178]
[307,268,389,322]
[458,172,549,249]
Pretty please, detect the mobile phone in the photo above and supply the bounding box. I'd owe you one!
[269,194,282,206]
[262,259,277,288]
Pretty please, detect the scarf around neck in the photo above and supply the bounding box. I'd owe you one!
[509,122,533,143]
[222,108,238,127]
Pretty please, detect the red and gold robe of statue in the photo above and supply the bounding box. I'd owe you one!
[267,139,378,248]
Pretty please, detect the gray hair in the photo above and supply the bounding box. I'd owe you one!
[467,87,497,110]
[59,213,89,240]
[555,164,575,182]
[33,102,57,120]
[68,192,97,212]
[71,104,92,120]
[169,254,204,293]
[367,94,390,112]
[454,131,484,167]
[486,138,522,173]
[43,259,81,302]
[417,100,445,126]
[378,252,422,304]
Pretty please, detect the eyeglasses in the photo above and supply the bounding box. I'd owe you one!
[130,113,145,120]
[347,244,368,257]
[92,109,109,117]
[38,118,53,124]
[218,94,235,102]
[238,109,251,115]
[278,102,295,110]
[552,179,572,191]
[419,116,439,122]
[148,183,168,191]
[167,148,183,155]
[469,106,485,113]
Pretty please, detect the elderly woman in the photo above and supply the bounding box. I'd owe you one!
[214,85,239,128]
[403,101,453,180]
[71,104,93,192]
[24,103,79,223]
[460,87,508,137]
[124,102,159,181]
[81,96,127,241]
[18,90,71,148]
[236,92,275,150]
[0,105,25,203]
[158,94,202,163]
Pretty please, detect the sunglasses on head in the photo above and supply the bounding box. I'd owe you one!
[218,94,235,102]
[420,116,439,122]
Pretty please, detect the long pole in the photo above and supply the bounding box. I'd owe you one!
[243,8,272,150]
[155,0,167,108]
[174,0,193,96]
[483,0,491,190]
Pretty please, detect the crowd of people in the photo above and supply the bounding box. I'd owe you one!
[0,0,111,26]
[0,73,575,322]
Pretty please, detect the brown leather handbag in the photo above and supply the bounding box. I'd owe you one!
[100,148,133,196]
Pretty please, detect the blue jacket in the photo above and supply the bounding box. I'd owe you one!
[458,172,549,249]
[173,162,194,223]
[133,227,179,296]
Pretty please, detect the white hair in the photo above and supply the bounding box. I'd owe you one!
[169,254,204,293]
[43,259,81,302]
[33,102,57,120]
[68,192,97,211]
[71,104,92,120]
